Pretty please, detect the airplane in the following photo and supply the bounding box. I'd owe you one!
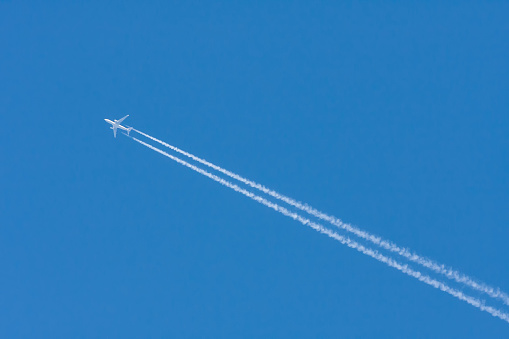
[104,115,133,138]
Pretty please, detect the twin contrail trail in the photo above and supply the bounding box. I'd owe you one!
[128,133,509,323]
[132,129,509,307]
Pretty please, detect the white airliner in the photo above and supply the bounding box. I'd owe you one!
[104,115,133,138]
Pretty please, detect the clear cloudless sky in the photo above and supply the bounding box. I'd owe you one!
[1,2,508,338]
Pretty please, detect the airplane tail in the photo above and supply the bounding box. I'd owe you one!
[127,127,133,135]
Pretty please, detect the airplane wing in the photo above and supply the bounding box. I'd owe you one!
[113,126,117,138]
[116,115,129,124]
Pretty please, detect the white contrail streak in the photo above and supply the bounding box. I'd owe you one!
[129,135,509,324]
[132,128,509,306]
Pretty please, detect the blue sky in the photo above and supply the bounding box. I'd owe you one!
[1,2,508,337]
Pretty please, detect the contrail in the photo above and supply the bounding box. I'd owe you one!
[132,128,509,306]
[128,134,509,323]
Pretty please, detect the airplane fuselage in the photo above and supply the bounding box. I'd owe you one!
[104,119,131,132]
